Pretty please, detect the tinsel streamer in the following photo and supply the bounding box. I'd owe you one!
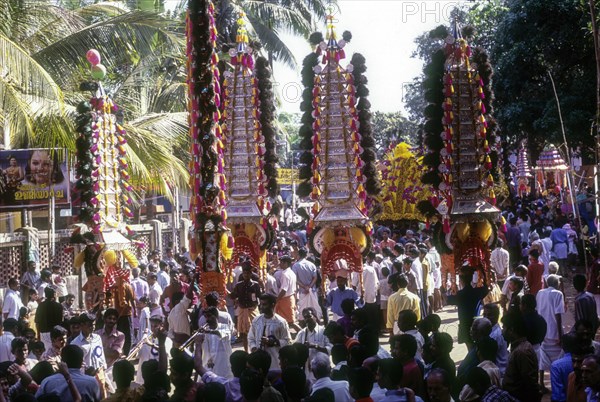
[420,49,446,189]
[296,42,321,198]
[255,56,279,198]
[350,52,381,197]
[187,0,227,275]
[74,99,97,228]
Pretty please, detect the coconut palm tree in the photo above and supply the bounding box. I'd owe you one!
[215,0,336,68]
[0,0,189,197]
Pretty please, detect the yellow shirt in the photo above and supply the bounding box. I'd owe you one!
[386,288,421,329]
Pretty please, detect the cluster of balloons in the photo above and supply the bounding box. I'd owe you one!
[86,49,107,80]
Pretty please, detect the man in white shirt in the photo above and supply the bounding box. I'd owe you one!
[490,239,510,287]
[310,352,353,402]
[21,262,40,303]
[135,315,172,384]
[167,286,193,348]
[359,255,380,330]
[275,255,301,331]
[130,268,149,301]
[425,238,442,312]
[195,306,233,379]
[3,278,23,320]
[156,261,170,291]
[0,318,17,362]
[248,294,291,370]
[294,307,332,381]
[536,274,565,390]
[147,272,163,305]
[70,313,107,373]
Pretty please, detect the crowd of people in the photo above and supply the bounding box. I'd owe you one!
[0,198,600,402]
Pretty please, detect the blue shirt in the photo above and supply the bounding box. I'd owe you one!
[36,368,100,402]
[586,387,600,402]
[291,259,317,287]
[380,389,425,402]
[326,287,361,317]
[490,324,509,374]
[550,353,572,402]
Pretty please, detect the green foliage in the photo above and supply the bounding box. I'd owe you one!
[490,0,595,162]
[407,0,596,164]
[370,111,419,157]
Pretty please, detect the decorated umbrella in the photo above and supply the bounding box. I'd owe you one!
[515,140,533,197]
[534,144,569,193]
[221,14,278,283]
[420,23,500,290]
[71,49,139,310]
[296,13,380,294]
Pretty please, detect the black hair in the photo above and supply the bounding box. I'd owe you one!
[259,293,277,306]
[230,350,249,378]
[378,358,404,386]
[196,382,226,402]
[351,307,368,325]
[501,311,527,337]
[396,274,408,289]
[44,287,56,299]
[247,349,272,375]
[203,306,219,317]
[279,344,299,367]
[341,298,356,315]
[331,343,347,364]
[61,345,84,369]
[282,367,307,399]
[428,368,452,388]
[348,366,374,398]
[432,332,453,356]
[324,321,344,338]
[205,291,220,306]
[348,344,369,368]
[103,308,119,320]
[293,343,309,367]
[392,334,417,358]
[397,309,417,330]
[466,367,490,391]
[573,274,587,292]
[11,336,28,351]
[357,328,379,357]
[29,361,54,384]
[476,336,498,362]
[425,314,441,331]
[240,368,264,400]
[2,318,18,332]
[113,360,135,389]
[520,293,537,310]
[171,291,185,305]
[170,349,194,375]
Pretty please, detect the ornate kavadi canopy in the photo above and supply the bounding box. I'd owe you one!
[297,14,376,286]
[221,14,278,280]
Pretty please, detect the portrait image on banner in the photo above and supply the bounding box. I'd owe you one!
[0,148,70,209]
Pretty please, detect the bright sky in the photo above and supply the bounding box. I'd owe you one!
[272,0,470,114]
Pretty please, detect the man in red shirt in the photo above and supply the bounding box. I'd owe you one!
[526,249,544,296]
[390,334,424,398]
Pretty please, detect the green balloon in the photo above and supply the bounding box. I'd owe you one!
[91,64,106,80]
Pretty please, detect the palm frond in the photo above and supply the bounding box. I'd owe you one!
[243,1,311,36]
[246,16,296,69]
[32,11,184,90]
[123,114,190,198]
[0,34,65,147]
[73,2,130,22]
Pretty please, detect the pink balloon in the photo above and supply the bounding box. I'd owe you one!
[86,49,101,66]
